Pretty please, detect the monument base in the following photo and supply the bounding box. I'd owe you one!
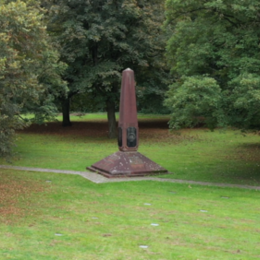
[87,151,168,178]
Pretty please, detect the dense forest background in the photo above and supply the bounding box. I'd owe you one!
[1,0,260,158]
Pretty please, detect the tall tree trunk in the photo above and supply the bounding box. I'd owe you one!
[106,98,117,138]
[61,96,72,127]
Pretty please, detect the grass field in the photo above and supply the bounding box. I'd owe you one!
[1,113,260,259]
[1,169,260,260]
[2,113,260,186]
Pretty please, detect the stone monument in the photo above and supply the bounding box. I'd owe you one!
[87,68,168,178]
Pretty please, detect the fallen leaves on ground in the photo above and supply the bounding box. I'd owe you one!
[0,171,45,224]
[19,119,202,144]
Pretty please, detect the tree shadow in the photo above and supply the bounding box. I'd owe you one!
[19,119,170,137]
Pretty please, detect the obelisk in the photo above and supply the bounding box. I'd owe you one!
[118,68,139,152]
[87,68,168,178]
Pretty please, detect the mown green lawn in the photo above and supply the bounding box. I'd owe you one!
[1,169,260,260]
[1,114,260,259]
[2,113,260,185]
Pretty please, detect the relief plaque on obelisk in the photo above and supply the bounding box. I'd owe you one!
[87,68,168,178]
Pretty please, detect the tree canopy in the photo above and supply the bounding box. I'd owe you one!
[46,0,168,136]
[164,0,260,130]
[0,0,66,158]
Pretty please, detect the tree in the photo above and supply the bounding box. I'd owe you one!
[0,0,67,159]
[46,0,168,137]
[164,0,260,130]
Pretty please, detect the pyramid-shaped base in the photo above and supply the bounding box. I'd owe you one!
[87,151,168,178]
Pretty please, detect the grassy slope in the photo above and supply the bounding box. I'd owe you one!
[1,169,260,260]
[149,129,260,185]
[2,112,260,185]
[1,114,260,259]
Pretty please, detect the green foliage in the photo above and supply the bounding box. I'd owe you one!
[165,0,260,130]
[165,76,223,129]
[70,93,106,113]
[46,0,168,117]
[228,73,260,128]
[136,66,171,114]
[0,0,67,158]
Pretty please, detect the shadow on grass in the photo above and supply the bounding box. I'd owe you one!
[213,162,260,185]
[161,160,260,186]
[19,120,204,145]
[233,143,260,162]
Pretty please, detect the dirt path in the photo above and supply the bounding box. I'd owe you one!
[1,165,260,190]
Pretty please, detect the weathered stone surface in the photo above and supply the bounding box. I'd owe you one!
[87,68,169,178]
[87,151,168,178]
[118,68,139,152]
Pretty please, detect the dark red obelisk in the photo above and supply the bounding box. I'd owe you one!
[87,68,168,178]
[118,68,139,152]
